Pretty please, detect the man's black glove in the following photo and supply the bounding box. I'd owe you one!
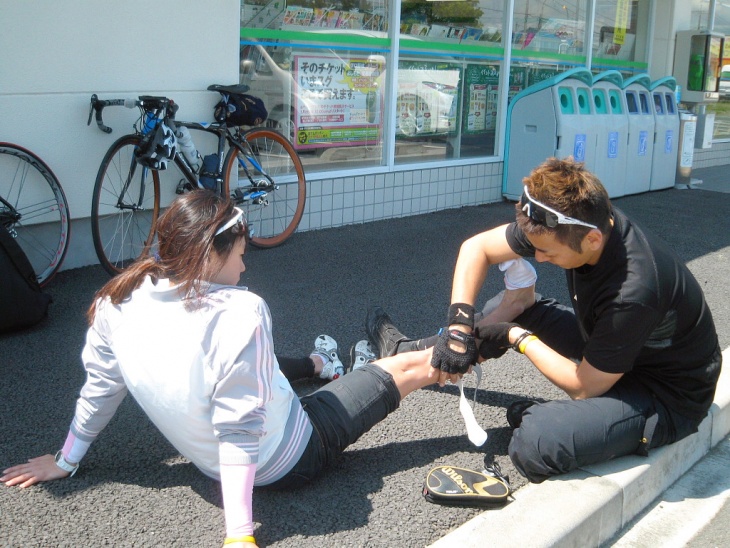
[475,322,520,360]
[431,329,479,374]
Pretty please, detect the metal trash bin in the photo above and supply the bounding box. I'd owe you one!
[676,111,697,186]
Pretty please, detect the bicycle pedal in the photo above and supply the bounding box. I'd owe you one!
[231,188,248,204]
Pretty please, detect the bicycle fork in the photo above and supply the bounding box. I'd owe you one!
[116,160,149,211]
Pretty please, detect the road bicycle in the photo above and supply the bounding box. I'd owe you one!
[0,142,70,286]
[87,84,306,276]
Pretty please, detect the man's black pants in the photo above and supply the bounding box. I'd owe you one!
[508,297,711,483]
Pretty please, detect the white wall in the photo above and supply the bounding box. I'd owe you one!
[649,0,694,80]
[0,0,240,268]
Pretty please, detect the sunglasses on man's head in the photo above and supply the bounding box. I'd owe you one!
[519,186,598,230]
[214,207,247,236]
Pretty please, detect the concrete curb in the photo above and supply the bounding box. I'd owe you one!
[429,348,729,548]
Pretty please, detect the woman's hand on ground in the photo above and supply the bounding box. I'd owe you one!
[1,454,70,488]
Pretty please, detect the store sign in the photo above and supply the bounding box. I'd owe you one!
[294,54,383,149]
[614,0,630,45]
[528,67,561,87]
[462,65,526,134]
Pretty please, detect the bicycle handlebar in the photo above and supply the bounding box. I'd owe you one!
[87,94,177,134]
[87,94,137,133]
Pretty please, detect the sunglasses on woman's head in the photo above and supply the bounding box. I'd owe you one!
[214,207,246,236]
[520,186,598,230]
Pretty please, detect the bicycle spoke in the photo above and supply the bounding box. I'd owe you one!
[0,143,70,285]
[223,129,305,248]
[91,135,159,275]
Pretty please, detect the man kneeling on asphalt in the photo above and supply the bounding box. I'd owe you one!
[367,156,722,483]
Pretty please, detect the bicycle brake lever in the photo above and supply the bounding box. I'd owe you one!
[88,94,113,134]
[87,95,97,126]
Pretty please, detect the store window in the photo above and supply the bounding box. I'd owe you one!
[510,1,588,90]
[244,1,654,168]
[703,0,730,140]
[240,0,390,172]
[691,0,711,30]
[240,0,513,170]
[591,0,650,77]
[395,0,507,164]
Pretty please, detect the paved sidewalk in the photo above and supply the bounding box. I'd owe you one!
[429,164,730,548]
[1,177,729,547]
[430,349,730,548]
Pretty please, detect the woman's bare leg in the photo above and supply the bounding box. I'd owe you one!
[477,285,537,327]
[371,348,437,399]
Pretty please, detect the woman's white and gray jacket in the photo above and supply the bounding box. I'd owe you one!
[63,276,312,485]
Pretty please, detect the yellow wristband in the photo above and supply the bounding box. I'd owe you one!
[518,335,539,354]
[224,536,256,545]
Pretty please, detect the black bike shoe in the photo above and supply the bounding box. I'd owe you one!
[365,306,411,358]
[506,399,542,429]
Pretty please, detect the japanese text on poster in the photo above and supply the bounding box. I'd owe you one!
[294,55,383,149]
[462,65,526,134]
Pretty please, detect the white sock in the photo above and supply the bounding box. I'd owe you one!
[310,351,330,366]
[499,259,537,290]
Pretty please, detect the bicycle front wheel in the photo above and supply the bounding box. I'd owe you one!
[91,134,160,276]
[223,128,306,248]
[0,142,70,286]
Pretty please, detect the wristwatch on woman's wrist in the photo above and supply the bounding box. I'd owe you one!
[54,450,79,477]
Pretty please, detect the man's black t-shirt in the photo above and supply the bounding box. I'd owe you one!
[506,207,720,420]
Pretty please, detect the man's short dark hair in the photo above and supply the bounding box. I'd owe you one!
[516,157,612,252]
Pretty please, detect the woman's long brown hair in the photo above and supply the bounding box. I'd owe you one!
[86,190,246,325]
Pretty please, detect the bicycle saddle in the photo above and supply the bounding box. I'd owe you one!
[207,84,251,95]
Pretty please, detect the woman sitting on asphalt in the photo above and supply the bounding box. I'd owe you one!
[1,190,439,548]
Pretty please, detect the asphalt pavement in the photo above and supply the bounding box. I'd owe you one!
[1,173,728,547]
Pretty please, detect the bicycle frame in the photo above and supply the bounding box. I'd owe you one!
[164,120,277,203]
[89,92,306,263]
[89,94,279,206]
[172,121,226,190]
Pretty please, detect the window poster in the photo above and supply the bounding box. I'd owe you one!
[527,66,561,87]
[396,61,460,137]
[293,54,384,149]
[462,65,526,134]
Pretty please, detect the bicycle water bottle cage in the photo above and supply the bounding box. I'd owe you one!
[134,121,177,170]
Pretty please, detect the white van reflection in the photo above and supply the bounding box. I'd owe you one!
[239,44,314,141]
[239,43,459,145]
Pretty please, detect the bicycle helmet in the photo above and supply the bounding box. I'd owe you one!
[135,120,177,170]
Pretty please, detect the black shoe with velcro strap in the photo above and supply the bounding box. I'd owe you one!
[365,306,411,358]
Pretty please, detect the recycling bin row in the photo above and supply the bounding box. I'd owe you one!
[503,68,680,199]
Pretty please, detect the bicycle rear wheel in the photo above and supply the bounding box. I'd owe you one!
[0,142,70,286]
[91,134,160,276]
[222,128,306,248]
